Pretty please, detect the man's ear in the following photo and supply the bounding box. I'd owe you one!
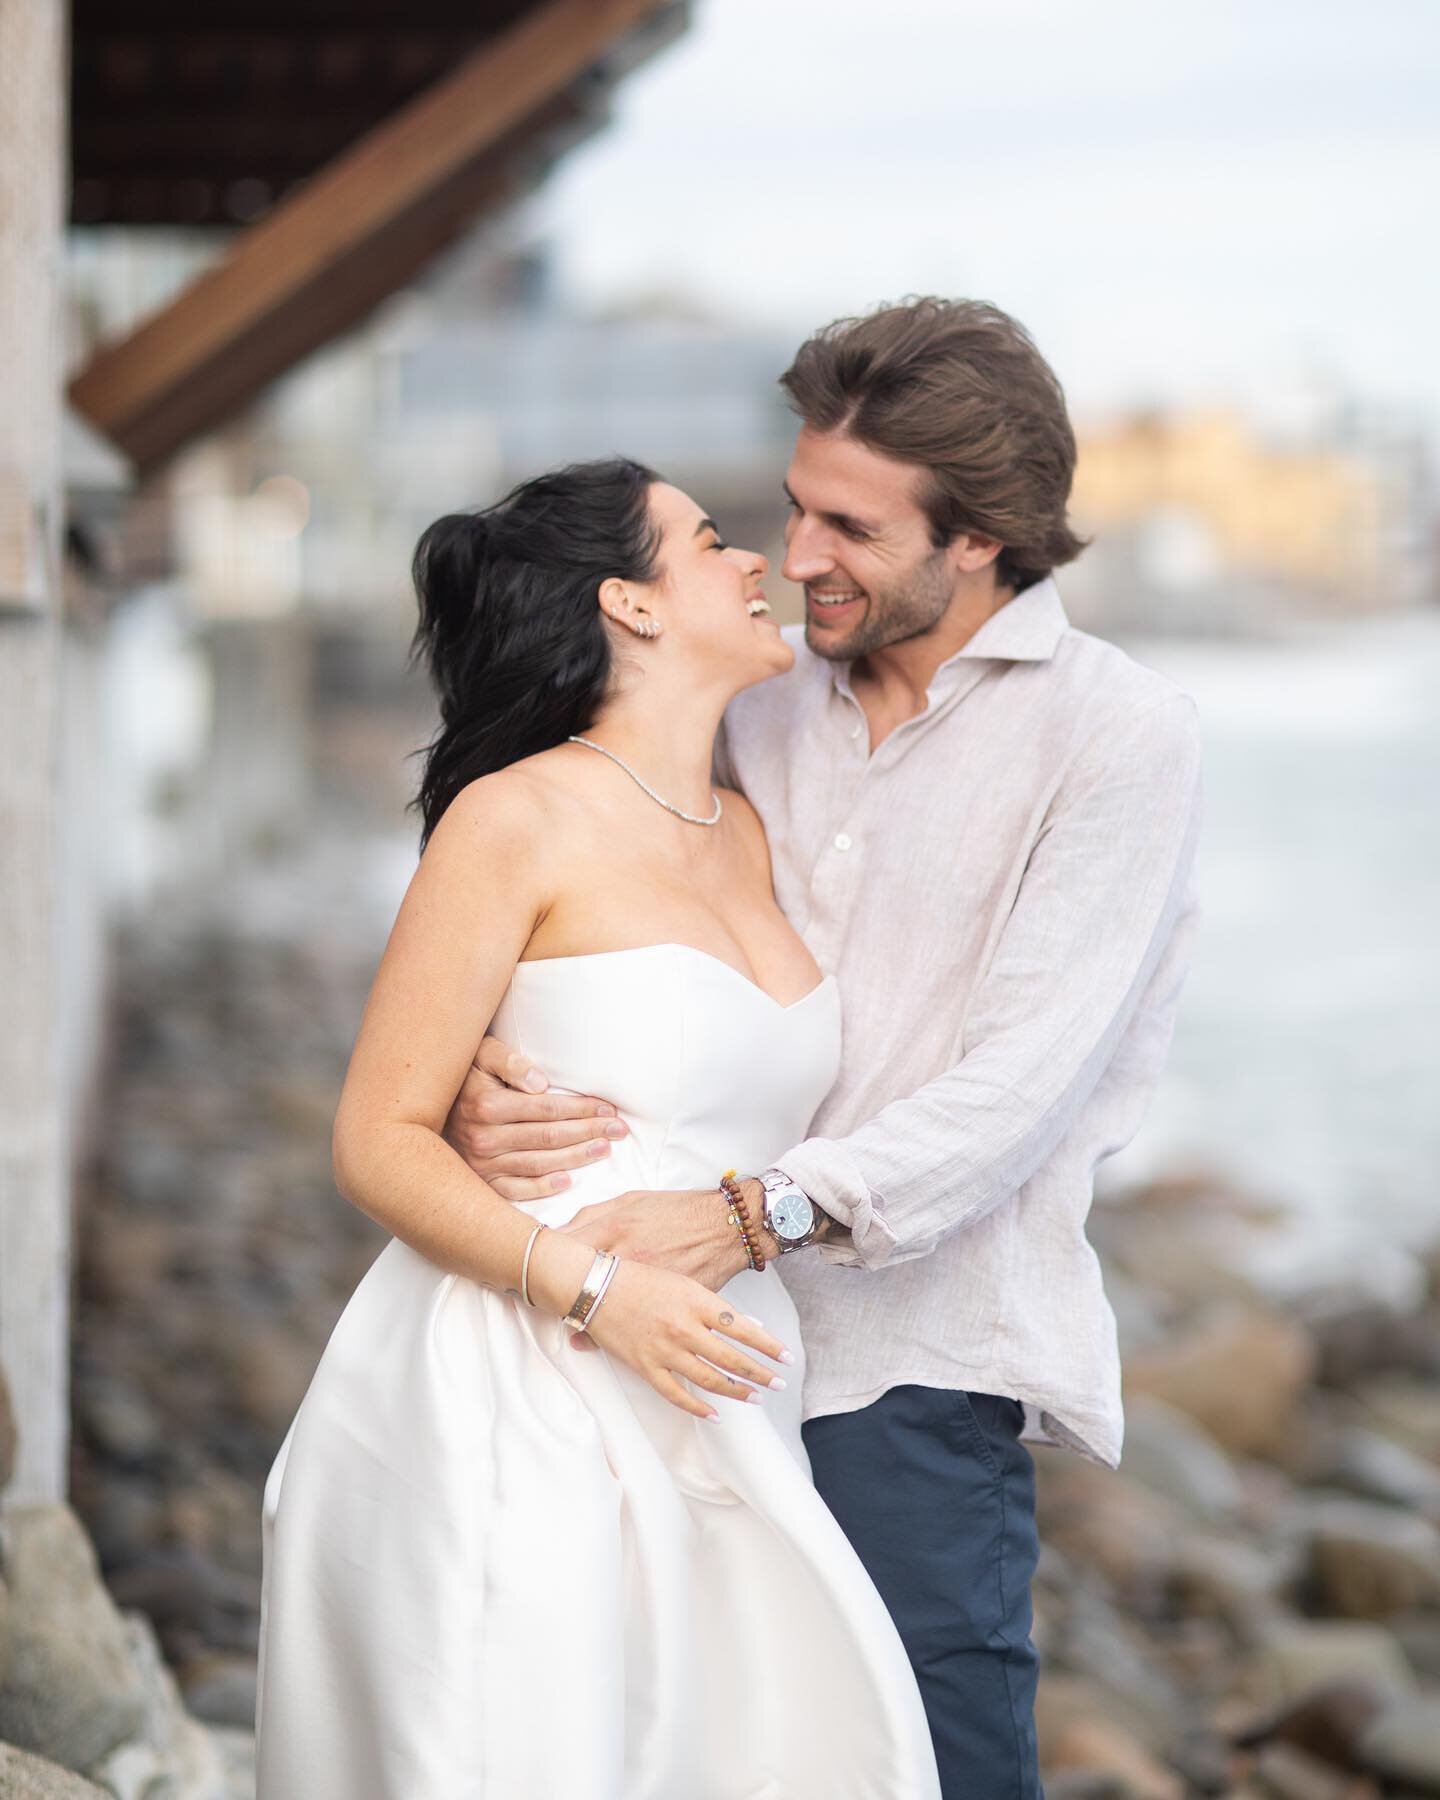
[951,532,1004,576]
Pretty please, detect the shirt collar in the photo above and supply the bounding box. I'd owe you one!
[828,575,1070,701]
[947,575,1069,665]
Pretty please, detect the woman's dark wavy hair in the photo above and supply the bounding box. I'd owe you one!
[408,457,664,850]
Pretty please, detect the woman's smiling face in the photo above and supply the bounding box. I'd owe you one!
[608,481,792,691]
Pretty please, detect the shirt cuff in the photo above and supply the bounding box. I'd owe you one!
[773,1138,899,1271]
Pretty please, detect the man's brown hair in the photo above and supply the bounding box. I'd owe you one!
[779,297,1088,593]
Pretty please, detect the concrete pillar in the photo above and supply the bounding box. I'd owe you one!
[0,0,69,1504]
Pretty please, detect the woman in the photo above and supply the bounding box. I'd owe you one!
[255,459,940,1797]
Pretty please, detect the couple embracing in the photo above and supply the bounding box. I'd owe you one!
[255,297,1202,1799]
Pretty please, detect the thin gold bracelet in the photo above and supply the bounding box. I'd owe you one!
[519,1221,546,1308]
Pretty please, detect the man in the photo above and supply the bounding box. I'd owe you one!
[448,297,1202,1797]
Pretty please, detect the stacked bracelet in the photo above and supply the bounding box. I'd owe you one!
[563,1249,620,1333]
[720,1170,766,1273]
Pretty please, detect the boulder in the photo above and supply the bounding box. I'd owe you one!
[1036,1456,1182,1599]
[1252,1619,1416,1708]
[0,1504,147,1772]
[1300,1496,1440,1620]
[1315,1427,1440,1516]
[85,1609,228,1800]
[1120,1396,1245,1524]
[1050,1590,1188,1749]
[1124,1306,1317,1459]
[1240,1739,1379,1799]
[1299,1288,1440,1388]
[1167,1531,1297,1634]
[1232,1676,1389,1771]
[1391,1610,1440,1683]
[0,1744,109,1797]
[0,1361,17,1492]
[1357,1689,1440,1792]
[1047,1721,1184,1799]
[1346,1376,1440,1459]
[178,1651,259,1730]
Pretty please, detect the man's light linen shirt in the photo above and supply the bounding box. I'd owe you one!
[718,577,1202,1469]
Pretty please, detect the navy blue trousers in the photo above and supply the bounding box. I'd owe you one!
[803,1385,1042,1799]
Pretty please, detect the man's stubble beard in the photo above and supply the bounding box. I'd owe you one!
[803,544,956,663]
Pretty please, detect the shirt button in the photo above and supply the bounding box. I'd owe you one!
[849,722,863,740]
[833,832,853,852]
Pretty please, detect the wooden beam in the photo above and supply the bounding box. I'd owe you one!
[69,0,679,472]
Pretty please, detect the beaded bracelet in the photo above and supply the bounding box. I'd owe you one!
[720,1170,766,1273]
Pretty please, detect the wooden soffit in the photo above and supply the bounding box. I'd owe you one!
[68,0,684,474]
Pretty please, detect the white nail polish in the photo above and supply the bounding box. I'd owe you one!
[769,1377,787,1391]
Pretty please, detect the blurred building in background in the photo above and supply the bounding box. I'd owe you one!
[1066,398,1437,634]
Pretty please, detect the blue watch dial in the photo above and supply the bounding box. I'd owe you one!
[769,1188,815,1241]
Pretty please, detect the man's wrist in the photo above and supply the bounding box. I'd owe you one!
[740,1178,782,1261]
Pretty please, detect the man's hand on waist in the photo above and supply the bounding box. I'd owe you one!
[443,1032,628,1200]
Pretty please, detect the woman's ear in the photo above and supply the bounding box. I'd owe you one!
[598,576,660,640]
[598,576,634,628]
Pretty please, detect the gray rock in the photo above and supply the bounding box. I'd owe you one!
[80,1373,164,1464]
[177,1653,258,1730]
[85,1609,228,1800]
[1242,1739,1372,1800]
[1124,1305,1317,1459]
[0,1504,147,1772]
[1300,1287,1440,1388]
[207,1726,256,1800]
[1120,1396,1245,1524]
[1052,1590,1189,1750]
[1346,1377,1440,1459]
[0,1743,109,1797]
[1319,1427,1440,1516]
[0,1360,17,1491]
[1254,1618,1417,1707]
[1392,1611,1440,1683]
[1299,1496,1440,1620]
[1358,1689,1440,1790]
[1167,1531,1297,1634]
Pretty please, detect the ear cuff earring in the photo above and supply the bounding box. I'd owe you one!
[634,618,662,639]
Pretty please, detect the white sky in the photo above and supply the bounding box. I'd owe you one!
[540,0,1440,430]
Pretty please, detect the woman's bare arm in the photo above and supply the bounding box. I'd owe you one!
[331,772,596,1313]
[330,772,791,1413]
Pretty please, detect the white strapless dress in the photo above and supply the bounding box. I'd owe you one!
[255,945,939,1799]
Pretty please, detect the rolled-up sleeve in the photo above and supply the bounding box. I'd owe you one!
[776,693,1203,1269]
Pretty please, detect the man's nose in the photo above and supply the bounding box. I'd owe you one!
[782,517,833,584]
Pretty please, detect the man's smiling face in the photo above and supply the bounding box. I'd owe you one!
[781,426,960,663]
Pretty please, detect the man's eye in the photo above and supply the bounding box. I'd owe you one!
[711,538,729,551]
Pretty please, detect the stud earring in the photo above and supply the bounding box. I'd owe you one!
[637,618,662,640]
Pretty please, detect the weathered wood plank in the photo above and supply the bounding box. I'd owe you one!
[69,0,677,470]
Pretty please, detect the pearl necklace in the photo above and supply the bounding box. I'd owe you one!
[567,735,723,827]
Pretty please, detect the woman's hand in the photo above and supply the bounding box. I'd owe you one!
[528,1232,792,1420]
[588,1264,793,1420]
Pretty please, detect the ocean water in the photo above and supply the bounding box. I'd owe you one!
[1105,609,1440,1279]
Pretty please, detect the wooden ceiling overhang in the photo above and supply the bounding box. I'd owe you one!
[68,0,686,473]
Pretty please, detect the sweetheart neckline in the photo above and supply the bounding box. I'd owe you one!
[513,943,834,1015]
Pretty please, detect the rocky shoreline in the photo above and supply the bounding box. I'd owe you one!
[3,905,1438,1796]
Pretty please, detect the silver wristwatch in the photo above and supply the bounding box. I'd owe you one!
[758,1168,818,1254]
